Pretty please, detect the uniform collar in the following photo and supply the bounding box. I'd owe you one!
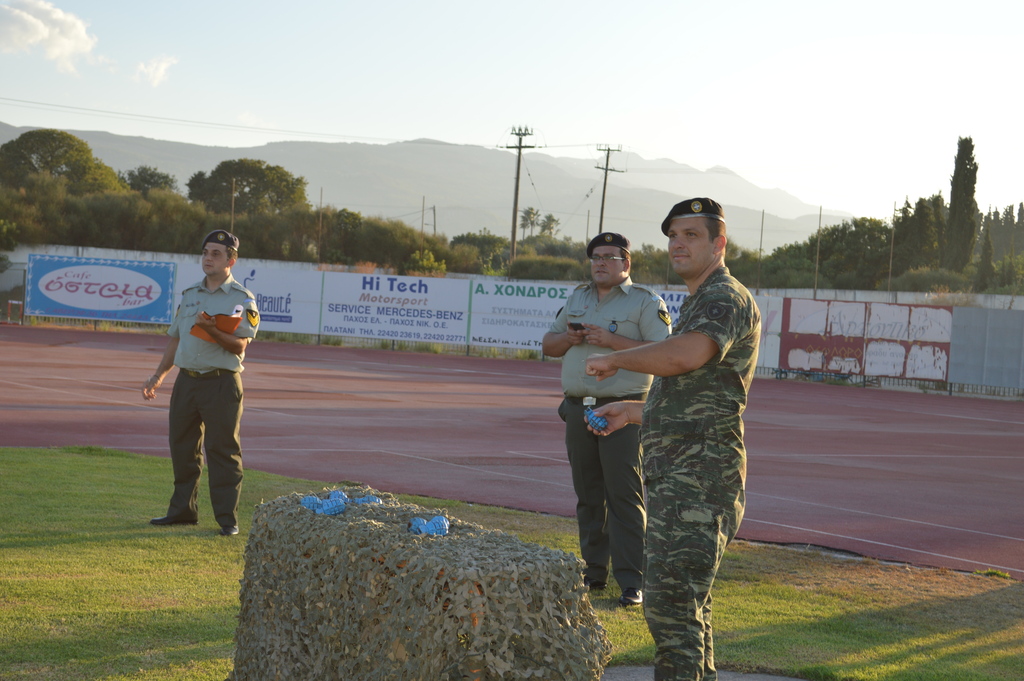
[193,272,238,293]
[692,266,729,294]
[590,275,634,295]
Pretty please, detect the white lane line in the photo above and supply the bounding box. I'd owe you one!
[743,518,1023,575]
[0,378,166,411]
[258,447,575,488]
[749,491,1024,542]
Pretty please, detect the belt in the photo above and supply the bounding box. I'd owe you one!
[564,392,646,406]
[182,368,235,379]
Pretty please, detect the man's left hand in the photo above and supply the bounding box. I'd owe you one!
[585,353,618,380]
[582,323,613,348]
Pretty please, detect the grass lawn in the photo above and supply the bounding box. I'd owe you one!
[1,446,1021,680]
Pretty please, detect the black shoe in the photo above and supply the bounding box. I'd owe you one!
[150,516,198,526]
[584,577,607,591]
[219,525,239,536]
[619,587,643,607]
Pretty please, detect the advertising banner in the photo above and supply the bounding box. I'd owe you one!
[779,298,952,380]
[233,266,324,335]
[320,272,471,344]
[467,281,689,350]
[469,280,575,349]
[25,255,176,323]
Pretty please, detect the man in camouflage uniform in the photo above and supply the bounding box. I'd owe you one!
[584,198,761,680]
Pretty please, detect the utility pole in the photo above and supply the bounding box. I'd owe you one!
[505,126,534,262]
[888,202,897,295]
[317,187,323,265]
[756,209,765,294]
[813,206,822,300]
[432,205,437,237]
[595,145,623,232]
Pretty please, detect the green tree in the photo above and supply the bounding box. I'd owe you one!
[0,129,126,195]
[975,226,996,292]
[509,254,588,281]
[187,158,309,214]
[892,196,942,276]
[2,172,72,244]
[519,207,540,237]
[759,242,818,289]
[888,267,970,293]
[943,136,979,271]
[450,229,509,274]
[627,243,678,287]
[0,218,18,250]
[724,240,767,291]
[119,165,179,195]
[519,232,581,259]
[539,213,560,235]
[404,249,447,276]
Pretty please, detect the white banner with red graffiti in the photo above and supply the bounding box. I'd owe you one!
[779,298,953,380]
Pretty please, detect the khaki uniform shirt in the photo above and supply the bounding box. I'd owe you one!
[550,278,670,398]
[641,266,761,488]
[169,273,260,373]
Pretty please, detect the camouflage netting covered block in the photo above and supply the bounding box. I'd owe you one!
[229,486,611,680]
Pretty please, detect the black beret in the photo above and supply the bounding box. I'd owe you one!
[661,197,725,235]
[586,232,631,257]
[202,230,240,251]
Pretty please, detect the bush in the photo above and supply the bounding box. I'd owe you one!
[509,255,588,282]
[885,267,971,293]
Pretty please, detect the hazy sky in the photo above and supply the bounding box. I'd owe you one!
[1,0,1021,221]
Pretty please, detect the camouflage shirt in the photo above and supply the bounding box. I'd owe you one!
[641,266,761,491]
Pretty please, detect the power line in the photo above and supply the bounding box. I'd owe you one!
[0,96,400,143]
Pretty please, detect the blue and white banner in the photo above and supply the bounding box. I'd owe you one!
[234,265,324,335]
[25,255,176,323]
[320,272,471,344]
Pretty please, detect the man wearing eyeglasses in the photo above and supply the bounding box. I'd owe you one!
[542,232,670,607]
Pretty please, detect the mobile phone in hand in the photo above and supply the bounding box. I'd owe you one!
[569,322,585,331]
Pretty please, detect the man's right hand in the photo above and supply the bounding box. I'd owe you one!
[585,401,632,435]
[142,374,163,401]
[566,325,586,345]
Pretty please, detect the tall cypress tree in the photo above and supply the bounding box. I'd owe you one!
[943,136,979,271]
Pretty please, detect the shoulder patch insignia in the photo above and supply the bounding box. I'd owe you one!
[658,309,672,326]
[246,309,260,326]
[706,302,726,320]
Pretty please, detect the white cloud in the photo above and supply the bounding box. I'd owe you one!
[134,55,178,87]
[0,0,96,74]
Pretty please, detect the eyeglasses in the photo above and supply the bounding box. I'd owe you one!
[589,255,626,263]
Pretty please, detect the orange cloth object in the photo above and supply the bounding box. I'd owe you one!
[189,312,242,343]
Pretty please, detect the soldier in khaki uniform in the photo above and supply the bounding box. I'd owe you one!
[585,199,760,680]
[142,230,260,537]
[543,232,670,607]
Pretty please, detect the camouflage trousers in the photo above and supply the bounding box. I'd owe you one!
[644,470,744,681]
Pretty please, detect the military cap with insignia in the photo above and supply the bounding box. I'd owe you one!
[202,229,240,251]
[586,232,631,257]
[660,197,725,235]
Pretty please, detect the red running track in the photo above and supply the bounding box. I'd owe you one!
[1,325,1021,579]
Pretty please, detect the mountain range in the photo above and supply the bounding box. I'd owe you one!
[0,121,851,253]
